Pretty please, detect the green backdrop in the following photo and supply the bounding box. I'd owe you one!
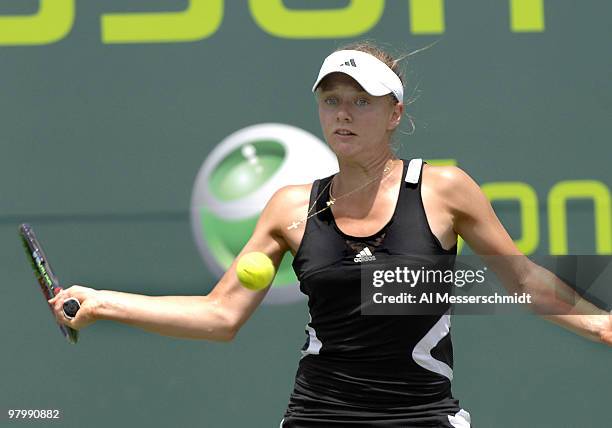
[1,1,610,427]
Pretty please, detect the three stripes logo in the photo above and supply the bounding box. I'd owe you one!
[353,247,376,263]
[340,59,357,67]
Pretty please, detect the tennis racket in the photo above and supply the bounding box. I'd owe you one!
[19,223,80,344]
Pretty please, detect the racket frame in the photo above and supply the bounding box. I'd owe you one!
[19,223,79,344]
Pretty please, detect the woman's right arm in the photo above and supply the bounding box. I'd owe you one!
[48,186,296,342]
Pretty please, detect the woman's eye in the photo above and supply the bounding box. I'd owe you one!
[325,97,338,105]
[355,98,369,106]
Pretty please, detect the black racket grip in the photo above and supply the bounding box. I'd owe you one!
[62,298,80,319]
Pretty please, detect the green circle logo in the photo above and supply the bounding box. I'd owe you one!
[190,123,337,304]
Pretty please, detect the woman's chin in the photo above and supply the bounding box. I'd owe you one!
[329,140,361,159]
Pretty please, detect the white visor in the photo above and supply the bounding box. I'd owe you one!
[312,50,403,102]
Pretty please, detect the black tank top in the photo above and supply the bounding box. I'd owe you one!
[290,158,459,409]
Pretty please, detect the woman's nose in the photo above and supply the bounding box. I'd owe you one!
[336,105,352,122]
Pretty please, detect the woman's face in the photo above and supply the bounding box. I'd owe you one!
[316,73,403,161]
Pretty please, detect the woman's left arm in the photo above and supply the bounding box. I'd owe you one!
[435,166,612,345]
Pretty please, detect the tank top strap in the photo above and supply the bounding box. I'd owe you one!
[405,158,424,186]
[387,158,457,255]
[299,175,334,240]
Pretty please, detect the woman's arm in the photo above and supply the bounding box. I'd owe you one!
[48,186,294,342]
[433,166,612,345]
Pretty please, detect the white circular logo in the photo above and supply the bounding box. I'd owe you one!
[190,123,337,304]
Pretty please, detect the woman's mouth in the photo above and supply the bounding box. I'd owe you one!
[334,129,356,136]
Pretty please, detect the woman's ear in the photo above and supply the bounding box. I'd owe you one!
[388,102,404,130]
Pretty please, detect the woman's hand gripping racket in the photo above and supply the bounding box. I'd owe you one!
[19,224,80,344]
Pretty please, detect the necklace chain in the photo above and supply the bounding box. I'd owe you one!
[328,162,393,204]
[287,159,396,231]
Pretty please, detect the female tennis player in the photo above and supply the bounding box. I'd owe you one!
[49,42,612,427]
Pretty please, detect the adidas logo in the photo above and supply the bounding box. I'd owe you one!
[353,247,376,263]
[339,58,357,67]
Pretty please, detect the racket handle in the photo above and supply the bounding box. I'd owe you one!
[62,298,81,319]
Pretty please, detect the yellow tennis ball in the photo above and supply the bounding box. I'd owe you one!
[236,252,275,291]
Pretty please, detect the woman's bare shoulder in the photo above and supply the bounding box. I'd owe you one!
[422,163,474,185]
[269,183,313,207]
[422,164,479,195]
[260,183,314,230]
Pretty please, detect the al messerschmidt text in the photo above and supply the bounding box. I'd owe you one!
[373,292,532,304]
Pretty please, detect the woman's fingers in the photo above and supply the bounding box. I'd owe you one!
[47,286,84,326]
